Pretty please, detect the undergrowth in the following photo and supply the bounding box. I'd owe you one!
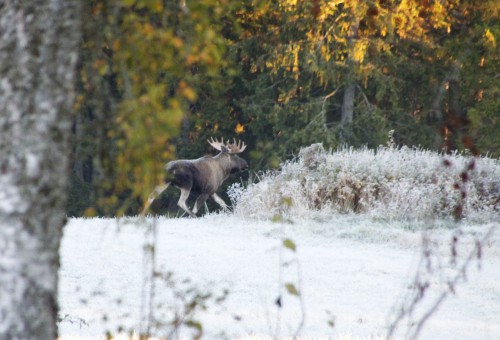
[229,144,500,222]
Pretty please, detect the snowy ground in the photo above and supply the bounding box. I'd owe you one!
[59,214,500,339]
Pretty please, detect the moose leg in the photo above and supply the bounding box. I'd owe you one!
[141,182,170,217]
[211,193,229,212]
[192,194,209,215]
[177,187,196,217]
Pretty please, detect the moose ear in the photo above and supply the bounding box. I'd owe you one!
[220,145,230,154]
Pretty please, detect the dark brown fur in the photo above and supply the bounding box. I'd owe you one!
[142,147,248,217]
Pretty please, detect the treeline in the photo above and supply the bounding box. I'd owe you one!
[70,0,499,216]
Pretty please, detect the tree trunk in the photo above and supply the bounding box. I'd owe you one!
[341,15,359,125]
[0,1,81,339]
[341,84,356,125]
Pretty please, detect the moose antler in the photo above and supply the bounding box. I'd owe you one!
[207,137,226,152]
[207,137,247,154]
[227,138,247,153]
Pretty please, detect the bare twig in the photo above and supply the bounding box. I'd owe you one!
[356,84,373,111]
[139,217,158,338]
[387,220,497,339]
[408,225,496,339]
[305,87,341,131]
[293,255,306,337]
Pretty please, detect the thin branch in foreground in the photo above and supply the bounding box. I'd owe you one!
[408,224,496,339]
[387,223,497,339]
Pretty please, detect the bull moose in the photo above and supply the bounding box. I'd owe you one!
[141,138,248,217]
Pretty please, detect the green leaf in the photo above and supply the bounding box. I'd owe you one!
[285,283,300,296]
[283,238,296,252]
[185,320,203,332]
[271,214,283,223]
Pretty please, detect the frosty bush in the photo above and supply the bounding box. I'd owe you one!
[231,144,500,221]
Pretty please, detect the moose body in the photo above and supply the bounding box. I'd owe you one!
[141,138,248,217]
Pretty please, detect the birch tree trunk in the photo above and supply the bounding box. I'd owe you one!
[0,1,81,339]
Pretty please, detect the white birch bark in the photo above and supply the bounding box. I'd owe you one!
[0,1,81,339]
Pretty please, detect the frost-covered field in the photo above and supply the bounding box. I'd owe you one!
[59,215,499,340]
[59,147,500,339]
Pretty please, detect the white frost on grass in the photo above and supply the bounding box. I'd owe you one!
[58,214,500,339]
[230,146,500,222]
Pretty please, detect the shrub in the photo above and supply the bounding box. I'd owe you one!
[229,144,500,222]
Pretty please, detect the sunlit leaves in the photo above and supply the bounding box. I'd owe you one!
[483,29,497,49]
[224,0,497,173]
[235,123,245,134]
[352,39,368,64]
